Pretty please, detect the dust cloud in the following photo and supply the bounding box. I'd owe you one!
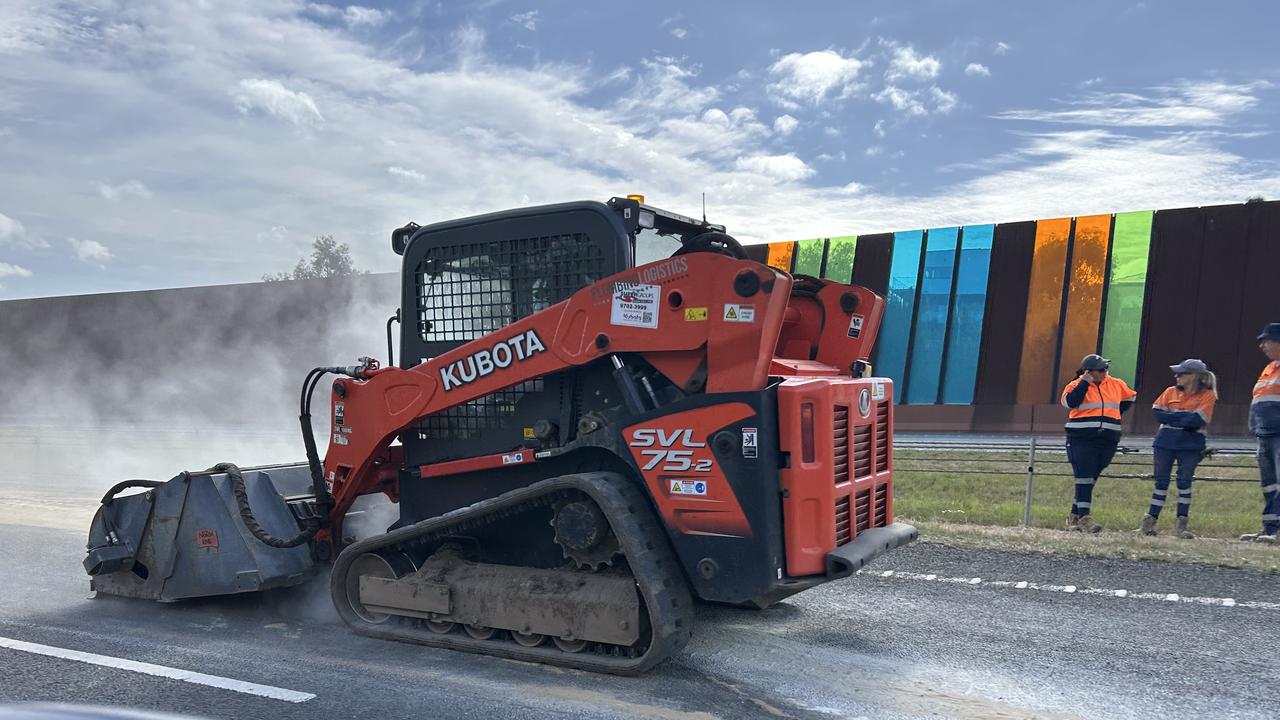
[0,273,400,495]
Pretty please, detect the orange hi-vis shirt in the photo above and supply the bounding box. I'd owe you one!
[1152,385,1216,450]
[1061,375,1138,435]
[1251,360,1280,437]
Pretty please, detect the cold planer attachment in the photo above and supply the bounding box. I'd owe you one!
[84,464,320,601]
[82,196,917,674]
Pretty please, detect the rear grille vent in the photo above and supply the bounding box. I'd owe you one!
[835,495,852,546]
[853,424,873,478]
[854,488,873,533]
[832,405,849,485]
[874,401,890,471]
[874,483,888,527]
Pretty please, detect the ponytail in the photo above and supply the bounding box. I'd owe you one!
[1200,371,1218,399]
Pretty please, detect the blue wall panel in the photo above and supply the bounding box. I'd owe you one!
[874,230,924,401]
[942,224,994,404]
[906,227,959,403]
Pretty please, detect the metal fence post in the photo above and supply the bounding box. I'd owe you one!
[1022,436,1037,527]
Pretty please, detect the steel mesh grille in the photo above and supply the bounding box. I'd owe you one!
[833,405,849,485]
[835,495,851,546]
[874,401,890,471]
[415,233,604,342]
[411,233,601,440]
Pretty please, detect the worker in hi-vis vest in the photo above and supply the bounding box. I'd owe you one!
[1140,358,1217,539]
[1060,354,1138,532]
[1241,322,1280,544]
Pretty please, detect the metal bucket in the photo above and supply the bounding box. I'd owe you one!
[84,463,319,601]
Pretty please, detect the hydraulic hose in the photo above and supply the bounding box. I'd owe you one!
[206,461,320,549]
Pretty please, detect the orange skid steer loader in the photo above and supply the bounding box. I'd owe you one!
[83,197,916,674]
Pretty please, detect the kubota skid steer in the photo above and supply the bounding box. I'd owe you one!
[83,196,917,674]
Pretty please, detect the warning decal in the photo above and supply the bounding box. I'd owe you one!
[611,283,660,329]
[872,381,886,401]
[742,427,758,458]
[195,529,219,549]
[723,304,755,323]
[684,306,708,321]
[847,313,865,339]
[669,479,708,496]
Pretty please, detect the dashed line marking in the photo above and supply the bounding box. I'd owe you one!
[862,570,1280,611]
[0,635,316,703]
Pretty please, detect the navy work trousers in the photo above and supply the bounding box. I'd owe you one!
[1149,447,1200,518]
[1258,435,1280,535]
[1067,434,1118,516]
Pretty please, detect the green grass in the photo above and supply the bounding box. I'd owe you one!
[892,448,1266,539]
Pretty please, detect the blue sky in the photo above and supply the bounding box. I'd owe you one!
[1,0,1278,299]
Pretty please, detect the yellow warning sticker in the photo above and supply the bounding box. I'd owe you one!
[684,307,708,321]
[671,480,683,492]
[523,427,536,439]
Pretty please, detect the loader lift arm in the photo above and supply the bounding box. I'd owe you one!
[317,251,795,552]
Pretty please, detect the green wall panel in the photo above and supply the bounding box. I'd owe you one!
[823,235,858,282]
[1100,210,1153,385]
[794,239,825,276]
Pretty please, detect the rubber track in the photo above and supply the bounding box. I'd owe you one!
[329,472,695,675]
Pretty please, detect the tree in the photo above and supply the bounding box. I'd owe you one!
[1246,195,1266,204]
[263,235,366,281]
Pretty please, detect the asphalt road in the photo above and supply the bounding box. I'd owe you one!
[2,505,1278,720]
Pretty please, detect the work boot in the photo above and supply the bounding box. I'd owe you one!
[1239,532,1263,542]
[1077,515,1102,534]
[1066,514,1082,532]
[1174,516,1195,540]
[1256,534,1278,545]
[1139,514,1158,536]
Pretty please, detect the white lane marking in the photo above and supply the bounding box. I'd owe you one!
[0,636,315,703]
[862,570,1280,611]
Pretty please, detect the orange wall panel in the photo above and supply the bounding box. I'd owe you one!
[1057,214,1111,389]
[766,241,795,272]
[1015,217,1071,404]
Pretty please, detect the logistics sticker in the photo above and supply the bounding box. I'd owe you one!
[723,304,755,323]
[684,307,708,322]
[669,479,708,496]
[611,283,660,329]
[501,452,525,465]
[872,381,886,401]
[195,529,219,549]
[742,427,758,459]
[847,313,865,339]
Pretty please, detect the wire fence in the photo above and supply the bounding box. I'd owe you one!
[894,437,1262,527]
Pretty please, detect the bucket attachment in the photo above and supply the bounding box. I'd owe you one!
[84,463,321,602]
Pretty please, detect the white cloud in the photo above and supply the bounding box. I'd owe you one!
[0,262,33,281]
[865,145,884,157]
[0,212,26,244]
[256,225,288,244]
[767,50,864,107]
[823,126,840,137]
[930,86,958,113]
[886,45,940,82]
[873,119,887,138]
[670,27,687,40]
[965,63,991,77]
[734,153,815,183]
[344,6,388,28]
[388,166,426,183]
[994,41,1010,55]
[1082,77,1104,87]
[773,114,798,135]
[233,78,324,128]
[816,151,846,162]
[69,237,112,263]
[98,180,153,200]
[874,85,926,116]
[997,80,1268,127]
[510,11,538,31]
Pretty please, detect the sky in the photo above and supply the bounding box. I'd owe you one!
[1,0,1278,300]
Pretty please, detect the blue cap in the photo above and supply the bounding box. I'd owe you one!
[1170,359,1208,374]
[1258,323,1280,342]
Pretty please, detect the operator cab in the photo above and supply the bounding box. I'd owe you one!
[390,197,738,467]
